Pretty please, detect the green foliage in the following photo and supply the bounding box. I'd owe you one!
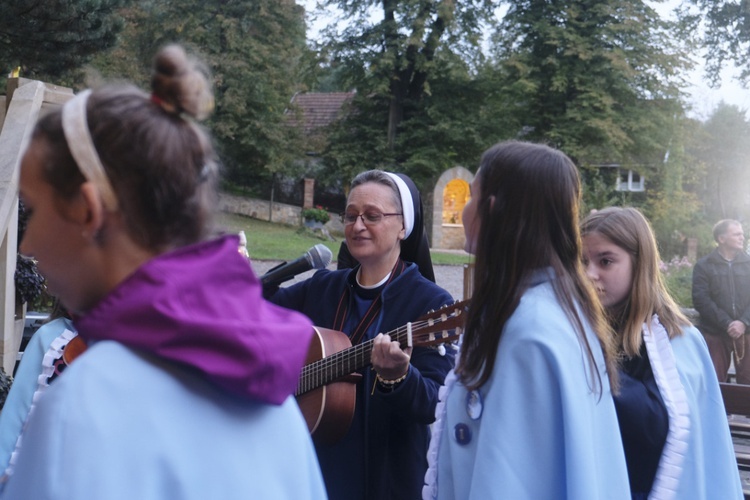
[302,206,331,224]
[14,256,44,304]
[661,256,694,308]
[85,5,157,87]
[483,0,716,259]
[0,0,125,86]
[430,251,473,267]
[318,94,394,189]
[395,56,518,188]
[6,0,740,280]
[320,67,502,193]
[685,0,750,84]
[216,212,340,260]
[634,111,705,255]
[216,211,470,265]
[580,167,626,214]
[314,0,500,187]
[645,189,703,257]
[88,0,314,186]
[490,0,689,165]
[15,200,45,306]
[0,367,12,411]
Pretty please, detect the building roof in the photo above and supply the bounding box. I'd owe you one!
[287,92,355,134]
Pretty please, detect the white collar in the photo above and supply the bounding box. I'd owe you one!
[356,268,392,289]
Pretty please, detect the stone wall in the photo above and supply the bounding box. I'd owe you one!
[440,225,467,251]
[219,192,300,225]
[219,192,343,233]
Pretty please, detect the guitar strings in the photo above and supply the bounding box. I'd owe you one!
[303,318,438,374]
[297,312,462,393]
[303,315,460,374]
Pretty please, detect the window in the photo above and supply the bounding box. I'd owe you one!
[442,179,470,224]
[617,169,645,192]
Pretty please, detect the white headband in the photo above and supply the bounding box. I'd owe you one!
[61,89,119,211]
[386,172,414,239]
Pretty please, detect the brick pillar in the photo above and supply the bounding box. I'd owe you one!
[303,178,315,208]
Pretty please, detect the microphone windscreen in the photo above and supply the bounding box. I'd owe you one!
[309,244,333,269]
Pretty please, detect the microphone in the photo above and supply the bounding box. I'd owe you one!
[260,244,333,287]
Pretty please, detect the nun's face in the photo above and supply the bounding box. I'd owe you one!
[344,182,405,269]
[462,172,481,254]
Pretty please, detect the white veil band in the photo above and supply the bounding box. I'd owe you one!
[386,172,414,239]
[61,89,119,211]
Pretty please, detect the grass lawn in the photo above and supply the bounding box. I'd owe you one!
[216,212,472,266]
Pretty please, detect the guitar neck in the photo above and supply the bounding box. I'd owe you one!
[296,300,466,396]
[296,325,412,396]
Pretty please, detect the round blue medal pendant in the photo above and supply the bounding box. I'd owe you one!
[454,423,472,445]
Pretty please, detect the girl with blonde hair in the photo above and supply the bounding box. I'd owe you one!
[582,206,741,499]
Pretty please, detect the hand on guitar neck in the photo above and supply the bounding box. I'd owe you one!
[371,332,412,382]
[296,299,468,444]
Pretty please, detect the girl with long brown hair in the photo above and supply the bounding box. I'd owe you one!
[424,141,629,499]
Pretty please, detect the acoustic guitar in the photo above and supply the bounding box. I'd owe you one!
[296,300,467,444]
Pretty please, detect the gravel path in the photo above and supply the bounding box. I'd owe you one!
[251,260,468,301]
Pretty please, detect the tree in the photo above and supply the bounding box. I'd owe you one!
[89,0,313,189]
[320,0,497,147]
[489,0,690,165]
[682,0,750,85]
[319,51,517,194]
[690,102,750,222]
[0,0,125,85]
[642,111,706,257]
[313,1,501,191]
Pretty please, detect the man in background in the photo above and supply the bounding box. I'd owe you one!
[692,219,750,384]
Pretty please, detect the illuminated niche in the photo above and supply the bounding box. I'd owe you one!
[442,179,470,225]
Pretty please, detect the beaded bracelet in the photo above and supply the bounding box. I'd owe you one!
[377,369,409,386]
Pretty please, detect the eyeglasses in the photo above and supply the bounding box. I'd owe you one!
[341,211,403,226]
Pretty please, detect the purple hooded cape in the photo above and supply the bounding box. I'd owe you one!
[74,235,313,405]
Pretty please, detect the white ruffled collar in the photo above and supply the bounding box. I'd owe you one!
[642,314,690,500]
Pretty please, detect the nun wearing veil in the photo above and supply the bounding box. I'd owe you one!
[269,170,455,500]
[337,171,436,282]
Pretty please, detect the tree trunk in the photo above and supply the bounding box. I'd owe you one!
[387,82,405,149]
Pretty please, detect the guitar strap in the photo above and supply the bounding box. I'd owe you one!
[332,259,406,346]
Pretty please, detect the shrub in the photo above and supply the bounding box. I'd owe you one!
[16,200,53,312]
[15,255,45,304]
[302,206,330,224]
[660,256,694,308]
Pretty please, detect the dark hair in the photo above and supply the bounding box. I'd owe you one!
[713,219,742,243]
[457,141,618,393]
[31,44,218,250]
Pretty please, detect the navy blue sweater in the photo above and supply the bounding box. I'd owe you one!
[271,263,455,500]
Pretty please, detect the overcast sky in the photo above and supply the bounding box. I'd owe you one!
[301,0,749,120]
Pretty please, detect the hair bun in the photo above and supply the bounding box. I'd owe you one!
[151,44,214,121]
